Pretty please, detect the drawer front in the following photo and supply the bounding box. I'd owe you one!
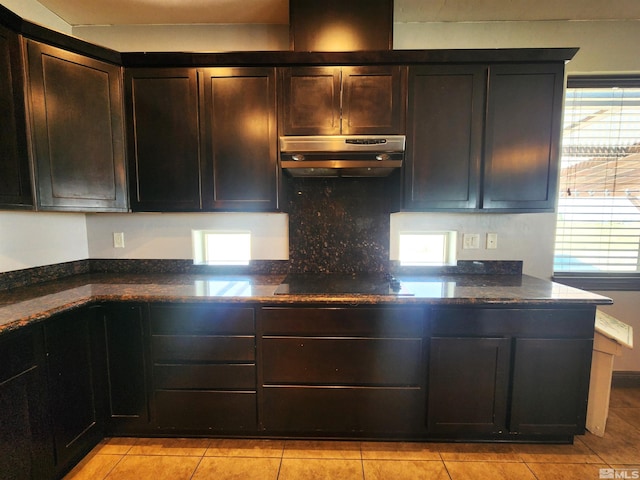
[0,328,40,383]
[150,305,254,335]
[430,307,595,337]
[154,364,255,390]
[155,390,257,431]
[262,337,422,385]
[261,307,425,337]
[262,386,423,434]
[151,335,255,362]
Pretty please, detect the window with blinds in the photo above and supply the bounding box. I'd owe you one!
[553,77,640,274]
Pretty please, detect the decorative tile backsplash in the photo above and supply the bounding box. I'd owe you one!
[285,175,401,274]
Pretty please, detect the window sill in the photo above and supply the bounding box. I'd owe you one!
[552,273,640,291]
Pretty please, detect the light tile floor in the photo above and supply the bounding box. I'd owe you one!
[64,386,640,480]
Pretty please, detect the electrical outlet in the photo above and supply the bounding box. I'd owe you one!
[113,232,125,248]
[463,233,480,249]
[487,232,498,249]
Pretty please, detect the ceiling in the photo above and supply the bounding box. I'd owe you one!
[34,0,640,26]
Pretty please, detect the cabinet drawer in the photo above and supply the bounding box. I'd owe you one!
[154,364,255,390]
[0,328,40,383]
[150,305,254,335]
[261,307,424,337]
[151,335,255,362]
[263,337,422,386]
[155,390,256,431]
[262,386,423,434]
[430,307,595,337]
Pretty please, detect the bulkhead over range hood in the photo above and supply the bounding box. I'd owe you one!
[279,135,405,177]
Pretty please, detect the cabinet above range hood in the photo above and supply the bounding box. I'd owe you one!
[279,135,405,177]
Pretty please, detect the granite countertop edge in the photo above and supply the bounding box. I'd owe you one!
[0,272,613,337]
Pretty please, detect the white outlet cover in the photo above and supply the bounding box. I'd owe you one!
[487,232,498,249]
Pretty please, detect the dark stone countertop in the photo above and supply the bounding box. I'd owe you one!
[0,272,612,336]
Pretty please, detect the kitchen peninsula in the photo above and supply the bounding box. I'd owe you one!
[0,261,612,478]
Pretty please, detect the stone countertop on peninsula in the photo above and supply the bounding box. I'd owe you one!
[0,272,612,335]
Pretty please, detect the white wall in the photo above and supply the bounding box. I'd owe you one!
[73,24,289,52]
[0,0,71,34]
[391,212,556,279]
[395,20,640,75]
[86,213,288,261]
[0,211,87,272]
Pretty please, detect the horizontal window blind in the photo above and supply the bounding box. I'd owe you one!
[554,78,640,273]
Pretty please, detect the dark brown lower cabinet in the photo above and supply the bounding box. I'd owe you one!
[427,337,511,435]
[155,391,257,431]
[0,326,52,480]
[427,306,595,440]
[511,338,593,435]
[148,304,257,433]
[44,308,104,475]
[100,304,150,435]
[262,386,422,434]
[260,306,427,437]
[0,299,600,477]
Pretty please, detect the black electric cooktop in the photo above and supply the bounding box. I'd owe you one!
[274,273,413,296]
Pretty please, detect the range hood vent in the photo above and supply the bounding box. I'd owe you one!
[289,0,393,52]
[280,135,405,178]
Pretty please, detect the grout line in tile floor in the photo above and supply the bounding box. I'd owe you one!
[63,386,640,480]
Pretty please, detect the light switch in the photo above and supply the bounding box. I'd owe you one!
[463,233,480,249]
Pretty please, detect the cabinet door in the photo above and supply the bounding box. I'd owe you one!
[341,66,406,135]
[45,309,103,472]
[0,326,52,480]
[200,67,278,211]
[0,25,32,209]
[25,40,127,212]
[125,68,202,211]
[279,67,341,135]
[510,338,593,435]
[427,337,511,435]
[404,65,485,210]
[483,63,564,211]
[101,304,150,435]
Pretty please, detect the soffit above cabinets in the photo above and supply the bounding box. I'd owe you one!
[34,0,640,27]
[34,0,289,25]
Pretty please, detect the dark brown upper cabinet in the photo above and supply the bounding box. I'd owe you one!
[404,65,486,210]
[483,63,564,211]
[404,62,565,212]
[0,25,32,209]
[126,67,279,212]
[125,68,202,212]
[200,67,278,211]
[279,66,406,136]
[25,40,127,212]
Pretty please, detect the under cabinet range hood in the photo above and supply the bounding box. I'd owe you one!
[279,135,405,177]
